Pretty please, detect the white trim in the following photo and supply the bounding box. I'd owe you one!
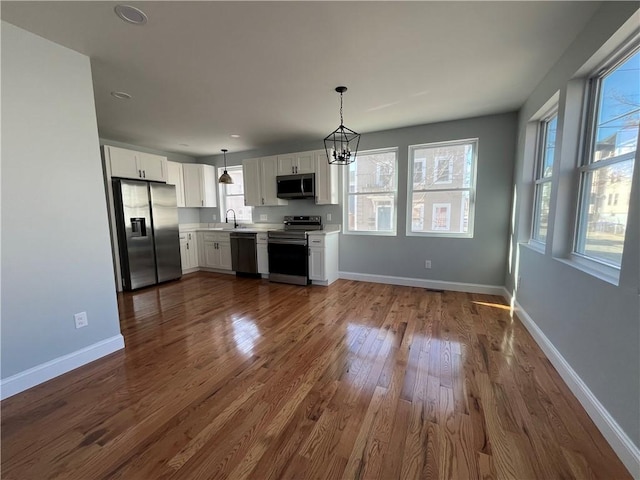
[0,334,125,400]
[502,289,640,478]
[338,271,504,295]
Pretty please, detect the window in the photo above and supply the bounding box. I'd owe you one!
[407,139,477,237]
[432,203,451,230]
[434,157,453,184]
[344,148,397,235]
[218,166,252,222]
[532,110,558,244]
[575,46,639,267]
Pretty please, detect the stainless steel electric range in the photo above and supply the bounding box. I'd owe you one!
[267,216,322,285]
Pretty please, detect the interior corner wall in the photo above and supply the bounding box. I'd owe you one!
[506,2,640,450]
[1,22,122,380]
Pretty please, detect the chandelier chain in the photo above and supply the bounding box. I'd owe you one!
[340,92,344,126]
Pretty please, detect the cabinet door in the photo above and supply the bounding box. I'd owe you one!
[107,146,140,179]
[257,244,269,274]
[242,158,262,207]
[295,151,315,174]
[179,236,189,271]
[218,242,232,270]
[308,247,325,281]
[277,154,296,175]
[188,233,199,268]
[167,161,186,207]
[203,241,218,268]
[137,152,167,182]
[261,156,287,206]
[200,164,217,207]
[314,150,339,205]
[183,164,204,207]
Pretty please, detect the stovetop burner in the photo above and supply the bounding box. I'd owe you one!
[282,215,323,231]
[268,215,323,240]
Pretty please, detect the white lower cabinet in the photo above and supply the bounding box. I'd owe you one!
[201,232,232,270]
[256,232,269,275]
[307,233,339,285]
[179,231,198,272]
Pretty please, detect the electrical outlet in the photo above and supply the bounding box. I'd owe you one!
[327,213,332,221]
[212,213,217,221]
[260,214,268,221]
[74,311,88,329]
[425,260,432,269]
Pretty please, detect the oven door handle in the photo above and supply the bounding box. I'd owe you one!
[268,239,307,246]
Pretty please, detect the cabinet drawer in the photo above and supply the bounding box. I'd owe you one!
[202,231,230,243]
[308,235,324,247]
[256,233,268,243]
[202,232,217,242]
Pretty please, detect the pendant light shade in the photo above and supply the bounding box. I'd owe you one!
[324,86,360,165]
[218,148,233,184]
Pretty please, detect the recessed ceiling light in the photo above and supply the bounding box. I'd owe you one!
[114,5,148,25]
[111,91,132,100]
[230,134,241,138]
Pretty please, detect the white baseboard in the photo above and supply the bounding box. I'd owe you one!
[0,334,125,401]
[502,289,639,478]
[338,271,505,295]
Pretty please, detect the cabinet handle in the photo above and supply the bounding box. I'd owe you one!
[188,233,191,240]
[143,170,146,178]
[262,198,264,205]
[187,243,189,250]
[138,169,142,178]
[201,200,204,206]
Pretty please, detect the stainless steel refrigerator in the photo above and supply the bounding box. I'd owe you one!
[112,179,182,290]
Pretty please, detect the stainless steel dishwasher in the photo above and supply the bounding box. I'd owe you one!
[230,232,259,276]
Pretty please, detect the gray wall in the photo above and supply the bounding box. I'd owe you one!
[200,113,517,286]
[1,23,122,378]
[507,2,639,447]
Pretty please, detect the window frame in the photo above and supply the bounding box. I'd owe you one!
[217,165,252,223]
[406,138,478,238]
[530,107,558,246]
[572,42,639,270]
[343,146,398,236]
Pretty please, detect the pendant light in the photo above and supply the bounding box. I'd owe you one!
[324,86,360,165]
[218,149,233,184]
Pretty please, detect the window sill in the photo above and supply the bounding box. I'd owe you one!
[406,231,473,238]
[342,229,397,237]
[526,240,546,255]
[555,254,621,287]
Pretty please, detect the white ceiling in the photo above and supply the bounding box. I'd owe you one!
[1,1,601,157]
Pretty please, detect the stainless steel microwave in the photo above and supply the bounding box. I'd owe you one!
[276,173,315,199]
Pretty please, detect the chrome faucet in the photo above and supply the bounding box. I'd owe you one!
[225,209,238,229]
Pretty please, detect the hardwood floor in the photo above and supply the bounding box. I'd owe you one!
[1,272,630,479]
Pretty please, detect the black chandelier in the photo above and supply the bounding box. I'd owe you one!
[324,86,360,165]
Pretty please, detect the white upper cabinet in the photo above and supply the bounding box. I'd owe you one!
[277,151,315,175]
[314,149,339,205]
[242,158,262,207]
[105,145,167,182]
[183,163,217,207]
[166,161,186,207]
[243,156,288,206]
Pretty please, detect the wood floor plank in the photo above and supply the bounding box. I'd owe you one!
[0,273,631,480]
